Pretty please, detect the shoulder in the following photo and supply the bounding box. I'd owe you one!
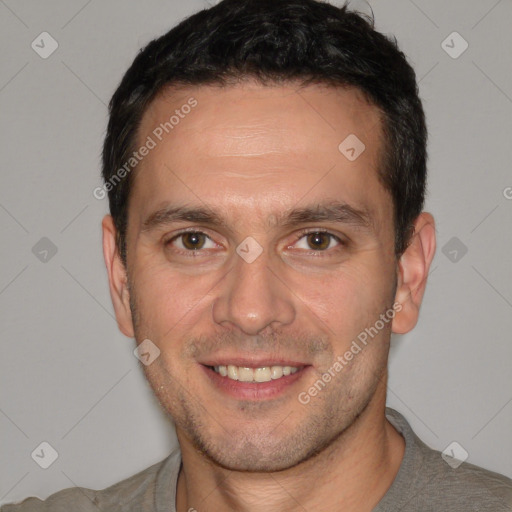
[384,408,512,511]
[419,439,512,509]
[0,450,180,512]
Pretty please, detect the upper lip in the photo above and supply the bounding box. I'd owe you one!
[200,356,309,368]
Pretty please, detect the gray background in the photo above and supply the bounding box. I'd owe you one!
[1,0,511,504]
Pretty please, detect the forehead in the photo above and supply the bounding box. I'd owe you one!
[129,80,391,232]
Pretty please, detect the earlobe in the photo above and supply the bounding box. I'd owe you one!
[392,212,436,335]
[102,215,135,338]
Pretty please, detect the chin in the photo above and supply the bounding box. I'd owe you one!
[191,426,328,473]
[205,447,304,473]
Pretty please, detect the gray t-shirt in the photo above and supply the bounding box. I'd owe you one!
[2,408,511,511]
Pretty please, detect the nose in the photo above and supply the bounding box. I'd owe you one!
[212,249,295,335]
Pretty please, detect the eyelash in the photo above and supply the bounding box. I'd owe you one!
[292,228,345,253]
[164,228,345,257]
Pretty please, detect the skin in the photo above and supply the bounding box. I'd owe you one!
[102,81,436,512]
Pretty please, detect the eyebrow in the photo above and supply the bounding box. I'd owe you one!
[141,200,374,233]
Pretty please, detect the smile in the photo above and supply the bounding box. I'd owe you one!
[211,365,301,383]
[202,363,310,400]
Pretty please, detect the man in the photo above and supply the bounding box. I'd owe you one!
[3,0,511,510]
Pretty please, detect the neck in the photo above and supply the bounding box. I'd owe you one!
[175,394,405,512]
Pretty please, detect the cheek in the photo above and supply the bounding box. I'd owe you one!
[131,260,216,341]
[295,260,393,340]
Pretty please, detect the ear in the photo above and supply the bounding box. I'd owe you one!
[392,212,436,334]
[102,214,134,338]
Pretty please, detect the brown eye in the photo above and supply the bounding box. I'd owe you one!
[293,230,343,253]
[306,232,331,250]
[167,231,215,252]
[180,232,207,250]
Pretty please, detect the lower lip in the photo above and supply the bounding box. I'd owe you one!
[201,365,310,400]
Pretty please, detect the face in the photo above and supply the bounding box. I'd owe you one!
[110,81,402,472]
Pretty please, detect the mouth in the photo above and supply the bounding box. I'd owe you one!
[201,362,311,400]
[210,364,301,382]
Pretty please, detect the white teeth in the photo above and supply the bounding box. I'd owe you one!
[254,367,272,382]
[238,367,254,382]
[270,366,283,379]
[213,364,301,382]
[227,365,238,380]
